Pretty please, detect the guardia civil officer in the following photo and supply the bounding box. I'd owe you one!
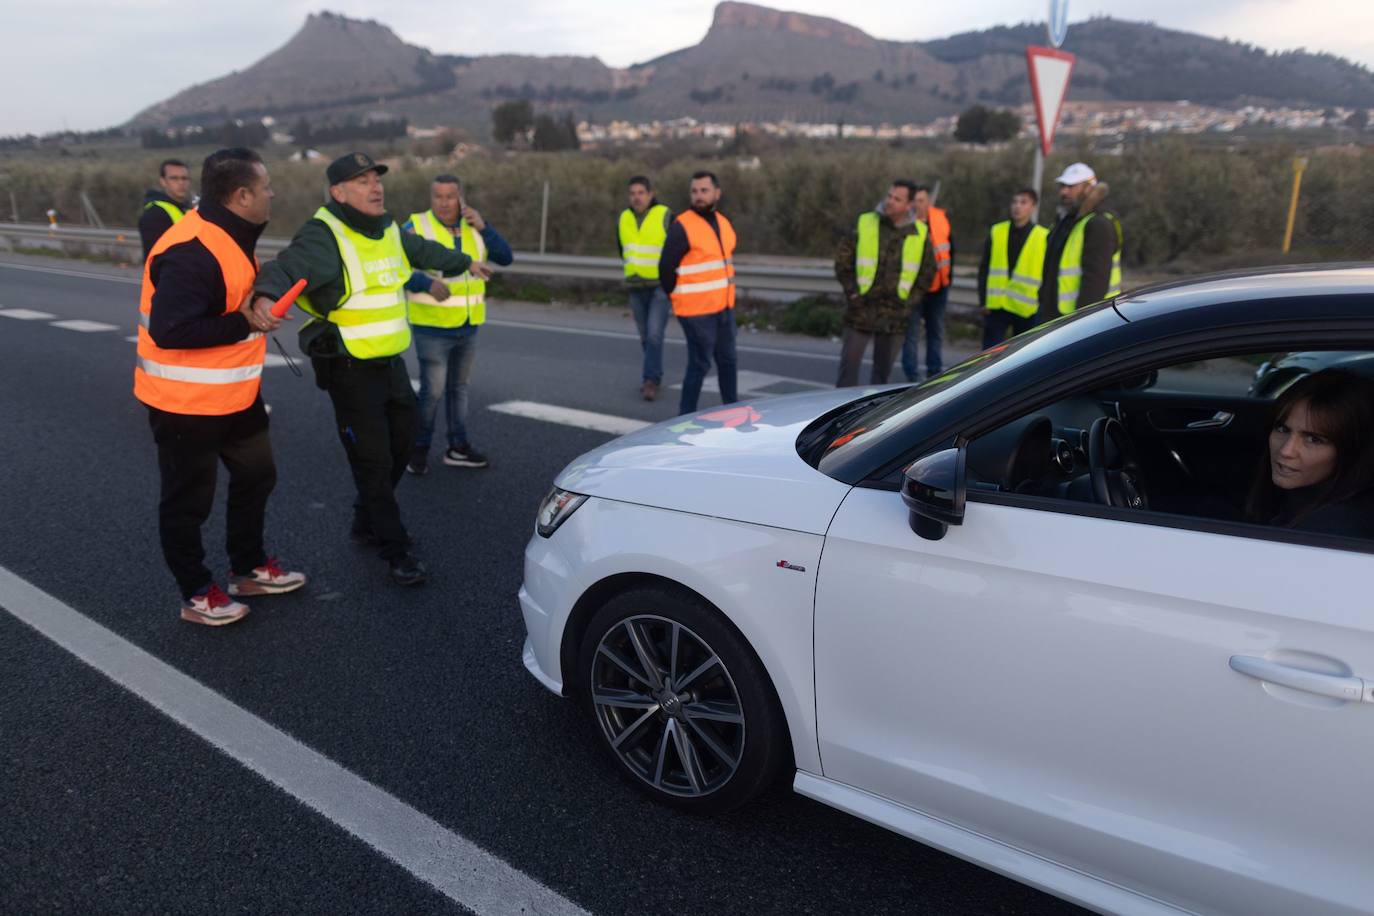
[252,153,491,586]
[138,159,193,261]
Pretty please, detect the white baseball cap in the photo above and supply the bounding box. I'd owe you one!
[1054,162,1096,185]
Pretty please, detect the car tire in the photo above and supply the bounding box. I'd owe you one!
[577,586,789,813]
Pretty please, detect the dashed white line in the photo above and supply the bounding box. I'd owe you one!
[0,564,590,916]
[0,308,57,320]
[50,319,119,332]
[489,400,650,436]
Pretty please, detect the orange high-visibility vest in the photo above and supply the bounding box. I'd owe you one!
[134,210,266,415]
[926,206,952,293]
[670,210,736,317]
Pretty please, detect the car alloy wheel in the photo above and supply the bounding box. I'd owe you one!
[590,614,745,798]
[578,587,788,812]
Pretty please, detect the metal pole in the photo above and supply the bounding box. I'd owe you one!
[1032,146,1045,223]
[539,180,549,255]
[1282,156,1308,255]
[9,191,17,223]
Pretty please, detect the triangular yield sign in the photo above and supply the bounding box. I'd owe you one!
[1026,45,1076,156]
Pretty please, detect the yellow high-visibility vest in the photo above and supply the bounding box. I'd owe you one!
[297,207,411,359]
[405,210,487,328]
[985,221,1049,319]
[145,199,186,224]
[619,205,669,280]
[1058,212,1123,315]
[855,212,927,301]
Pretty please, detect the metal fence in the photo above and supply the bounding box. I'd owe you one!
[0,221,980,311]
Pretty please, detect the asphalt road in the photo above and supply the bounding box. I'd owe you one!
[0,253,1080,915]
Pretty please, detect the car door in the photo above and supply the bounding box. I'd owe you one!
[813,486,1374,915]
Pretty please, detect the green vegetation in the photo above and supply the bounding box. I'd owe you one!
[954,106,1021,144]
[2,138,1370,272]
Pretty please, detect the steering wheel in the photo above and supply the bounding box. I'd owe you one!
[1087,417,1150,510]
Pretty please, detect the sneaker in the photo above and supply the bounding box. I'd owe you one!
[180,584,250,627]
[228,557,307,596]
[388,553,428,586]
[442,444,489,468]
[406,446,429,476]
[641,380,659,402]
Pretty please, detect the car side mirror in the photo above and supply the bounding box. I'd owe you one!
[900,447,966,541]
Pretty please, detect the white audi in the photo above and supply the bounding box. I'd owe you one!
[519,266,1374,916]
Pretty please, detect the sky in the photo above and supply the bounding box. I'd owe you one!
[0,0,1369,136]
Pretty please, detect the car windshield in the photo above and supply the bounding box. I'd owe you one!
[812,316,1069,460]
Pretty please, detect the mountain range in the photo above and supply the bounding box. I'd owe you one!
[130,3,1374,133]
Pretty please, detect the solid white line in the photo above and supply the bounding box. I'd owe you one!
[50,319,119,332]
[0,307,57,320]
[489,400,650,436]
[0,565,590,916]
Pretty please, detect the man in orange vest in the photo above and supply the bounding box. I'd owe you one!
[900,184,955,382]
[135,148,306,626]
[658,170,738,415]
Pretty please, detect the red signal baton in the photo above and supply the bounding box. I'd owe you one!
[270,278,308,318]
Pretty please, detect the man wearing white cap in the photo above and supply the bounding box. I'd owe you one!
[1037,161,1122,323]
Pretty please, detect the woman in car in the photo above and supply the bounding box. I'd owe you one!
[1246,368,1374,538]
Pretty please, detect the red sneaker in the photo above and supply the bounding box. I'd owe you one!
[180,585,250,626]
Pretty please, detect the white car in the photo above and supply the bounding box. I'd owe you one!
[519,266,1374,916]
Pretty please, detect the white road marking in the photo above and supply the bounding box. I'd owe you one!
[0,564,590,916]
[669,368,827,397]
[50,319,119,332]
[0,308,56,320]
[0,257,858,365]
[124,335,139,343]
[489,400,650,436]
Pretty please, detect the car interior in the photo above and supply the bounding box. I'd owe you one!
[963,349,1374,540]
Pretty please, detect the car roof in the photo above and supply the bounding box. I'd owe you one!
[1114,263,1374,321]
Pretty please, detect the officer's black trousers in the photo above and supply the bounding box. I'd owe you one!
[147,398,275,600]
[325,356,417,560]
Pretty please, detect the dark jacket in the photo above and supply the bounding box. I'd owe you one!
[617,200,674,288]
[138,190,190,262]
[1038,181,1120,322]
[254,201,474,358]
[834,211,937,335]
[145,199,262,350]
[977,220,1038,307]
[658,207,727,297]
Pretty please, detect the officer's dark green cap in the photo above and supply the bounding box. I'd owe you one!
[326,152,389,185]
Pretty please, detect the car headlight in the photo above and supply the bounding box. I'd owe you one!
[536,487,588,538]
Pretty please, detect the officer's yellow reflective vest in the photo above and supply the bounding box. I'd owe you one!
[297,207,412,359]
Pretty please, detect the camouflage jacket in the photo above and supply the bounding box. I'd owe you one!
[833,213,936,335]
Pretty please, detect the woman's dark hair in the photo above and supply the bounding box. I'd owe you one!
[1245,368,1374,526]
[201,148,263,206]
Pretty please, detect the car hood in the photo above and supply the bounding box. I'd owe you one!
[555,388,879,534]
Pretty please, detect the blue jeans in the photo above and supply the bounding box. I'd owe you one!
[414,330,477,450]
[629,286,670,384]
[901,286,948,382]
[677,309,738,415]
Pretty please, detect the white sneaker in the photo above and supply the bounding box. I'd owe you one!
[181,585,250,626]
[227,557,307,596]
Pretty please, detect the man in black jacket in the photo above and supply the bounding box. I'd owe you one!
[138,159,193,261]
[1038,162,1123,324]
[137,148,305,626]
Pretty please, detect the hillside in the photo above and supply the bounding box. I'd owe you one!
[128,3,1374,133]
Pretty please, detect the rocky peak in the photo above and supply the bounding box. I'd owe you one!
[708,2,876,47]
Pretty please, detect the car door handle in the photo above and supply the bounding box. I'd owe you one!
[1186,410,1234,430]
[1229,655,1374,702]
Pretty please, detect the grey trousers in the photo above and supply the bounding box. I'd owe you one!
[836,327,902,387]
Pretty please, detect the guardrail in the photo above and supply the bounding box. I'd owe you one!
[0,221,979,308]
